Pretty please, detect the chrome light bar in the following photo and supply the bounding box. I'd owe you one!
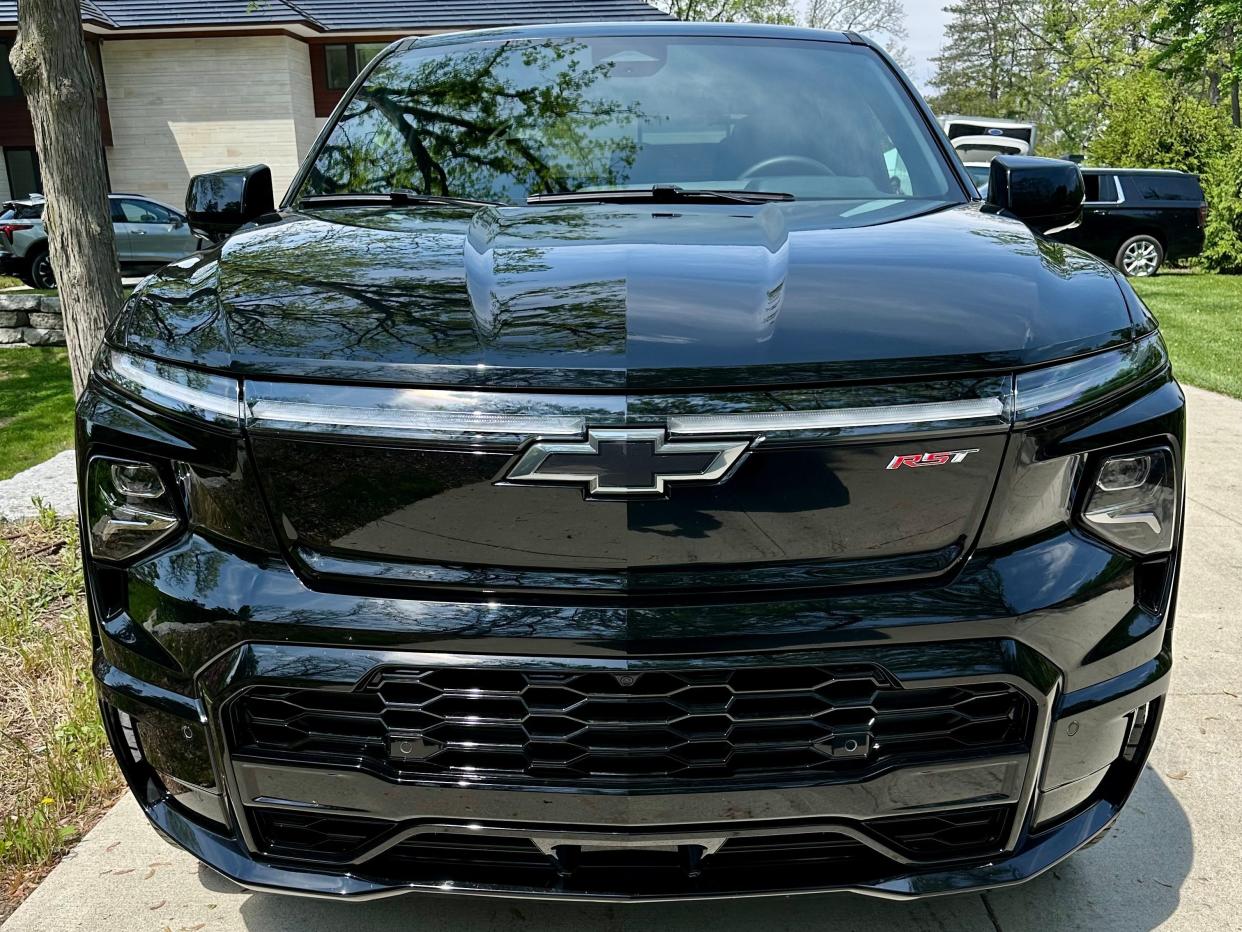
[99,334,1165,444]
[244,381,622,446]
[667,397,1006,437]
[248,399,588,439]
[99,350,241,426]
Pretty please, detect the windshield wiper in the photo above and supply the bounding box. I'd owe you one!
[300,190,503,208]
[527,185,795,206]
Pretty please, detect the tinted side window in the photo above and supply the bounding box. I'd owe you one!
[1128,174,1203,202]
[120,199,173,223]
[1084,174,1118,202]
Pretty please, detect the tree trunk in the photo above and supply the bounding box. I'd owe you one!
[9,0,123,397]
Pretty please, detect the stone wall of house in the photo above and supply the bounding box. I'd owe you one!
[101,36,323,206]
[0,294,66,348]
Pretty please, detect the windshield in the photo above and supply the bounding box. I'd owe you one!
[300,35,961,208]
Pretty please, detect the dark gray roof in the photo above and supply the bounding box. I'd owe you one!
[0,0,671,32]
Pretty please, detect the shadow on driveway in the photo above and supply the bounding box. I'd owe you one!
[227,767,1190,932]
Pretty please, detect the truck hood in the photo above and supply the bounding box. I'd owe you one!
[118,201,1137,389]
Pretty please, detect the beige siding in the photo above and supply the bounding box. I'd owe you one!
[102,37,320,204]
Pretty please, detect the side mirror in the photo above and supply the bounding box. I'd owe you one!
[984,155,1083,235]
[170,215,184,230]
[185,165,275,242]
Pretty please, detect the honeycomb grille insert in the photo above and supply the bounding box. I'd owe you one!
[230,663,1032,785]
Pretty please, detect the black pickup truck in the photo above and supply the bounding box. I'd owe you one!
[79,23,1182,903]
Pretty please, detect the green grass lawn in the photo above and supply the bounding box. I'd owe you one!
[0,275,22,290]
[0,349,75,481]
[1131,272,1242,399]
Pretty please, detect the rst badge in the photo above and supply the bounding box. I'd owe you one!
[886,449,980,470]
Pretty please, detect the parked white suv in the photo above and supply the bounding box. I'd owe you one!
[0,194,203,289]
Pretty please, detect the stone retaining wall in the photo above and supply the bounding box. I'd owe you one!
[0,294,66,348]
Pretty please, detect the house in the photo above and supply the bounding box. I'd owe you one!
[0,0,669,206]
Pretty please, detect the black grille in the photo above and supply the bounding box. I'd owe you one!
[230,664,1032,785]
[868,805,1011,859]
[249,805,1013,895]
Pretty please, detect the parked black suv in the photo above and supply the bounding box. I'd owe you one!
[79,24,1182,902]
[1052,167,1207,276]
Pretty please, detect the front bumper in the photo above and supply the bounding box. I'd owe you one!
[90,524,1176,900]
[96,639,1170,901]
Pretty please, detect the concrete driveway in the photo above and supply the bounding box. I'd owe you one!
[5,386,1240,932]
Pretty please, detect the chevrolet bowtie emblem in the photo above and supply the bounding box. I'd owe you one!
[504,429,752,497]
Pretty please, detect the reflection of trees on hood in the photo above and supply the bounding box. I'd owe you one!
[968,225,1112,281]
[306,39,646,203]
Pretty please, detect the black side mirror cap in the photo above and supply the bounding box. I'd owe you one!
[984,155,1084,235]
[185,165,275,242]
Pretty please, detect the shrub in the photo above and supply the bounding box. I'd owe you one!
[1201,134,1242,273]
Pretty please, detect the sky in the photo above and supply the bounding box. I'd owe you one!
[901,0,951,91]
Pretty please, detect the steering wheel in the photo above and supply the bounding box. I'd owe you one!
[739,155,836,179]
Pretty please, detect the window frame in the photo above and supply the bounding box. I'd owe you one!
[3,147,42,200]
[1083,172,1123,206]
[312,38,401,118]
[0,39,21,99]
[323,42,391,91]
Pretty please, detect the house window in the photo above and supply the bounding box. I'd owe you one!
[4,147,42,199]
[323,43,389,89]
[0,40,21,98]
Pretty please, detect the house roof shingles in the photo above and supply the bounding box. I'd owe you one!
[0,0,672,32]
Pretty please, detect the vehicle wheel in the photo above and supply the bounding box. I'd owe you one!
[27,248,56,290]
[1116,235,1164,277]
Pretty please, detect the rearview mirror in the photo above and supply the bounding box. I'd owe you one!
[984,155,1083,235]
[185,165,275,242]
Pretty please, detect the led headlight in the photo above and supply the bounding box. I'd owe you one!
[1081,448,1177,555]
[1014,333,1168,423]
[86,457,181,561]
[96,349,241,427]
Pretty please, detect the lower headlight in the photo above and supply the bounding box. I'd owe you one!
[86,457,181,561]
[1081,448,1177,555]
